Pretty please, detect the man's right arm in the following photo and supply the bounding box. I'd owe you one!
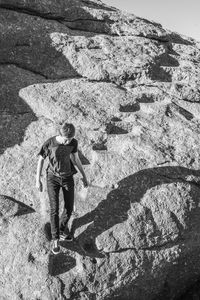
[36,155,44,192]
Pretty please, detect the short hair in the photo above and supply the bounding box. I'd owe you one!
[60,122,75,138]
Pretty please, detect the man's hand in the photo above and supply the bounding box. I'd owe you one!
[81,177,89,188]
[36,179,43,192]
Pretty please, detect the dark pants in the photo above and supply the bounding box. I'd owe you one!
[47,171,74,240]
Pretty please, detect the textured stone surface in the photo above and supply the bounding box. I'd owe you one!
[1,0,200,299]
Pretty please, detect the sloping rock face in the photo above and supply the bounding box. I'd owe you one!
[1,0,200,299]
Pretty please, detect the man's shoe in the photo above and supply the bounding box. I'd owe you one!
[60,232,73,242]
[51,239,60,255]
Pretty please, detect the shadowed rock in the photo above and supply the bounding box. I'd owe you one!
[71,166,200,254]
[0,195,35,218]
[44,222,52,241]
[78,150,90,165]
[48,253,76,276]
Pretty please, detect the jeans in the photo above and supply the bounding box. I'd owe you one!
[46,171,74,240]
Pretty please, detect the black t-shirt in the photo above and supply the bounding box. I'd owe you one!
[38,136,78,177]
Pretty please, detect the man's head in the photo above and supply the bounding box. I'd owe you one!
[59,122,75,144]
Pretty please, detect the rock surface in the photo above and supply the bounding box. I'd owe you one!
[1,0,200,299]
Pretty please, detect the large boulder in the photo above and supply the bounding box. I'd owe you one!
[1,0,200,299]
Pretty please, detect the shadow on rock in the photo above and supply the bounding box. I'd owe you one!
[43,222,52,241]
[48,253,76,276]
[44,220,105,259]
[70,166,200,257]
[176,278,200,300]
[60,238,106,259]
[78,150,90,165]
[149,63,173,82]
[169,33,194,45]
[119,102,140,113]
[0,195,35,217]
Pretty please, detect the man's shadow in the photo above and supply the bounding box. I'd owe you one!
[61,166,200,257]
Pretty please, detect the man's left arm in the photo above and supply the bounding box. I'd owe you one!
[71,152,88,187]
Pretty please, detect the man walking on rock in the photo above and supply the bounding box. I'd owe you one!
[36,122,88,254]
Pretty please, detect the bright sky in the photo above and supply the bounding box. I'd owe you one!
[105,0,200,41]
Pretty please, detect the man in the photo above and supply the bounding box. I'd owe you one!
[36,122,88,254]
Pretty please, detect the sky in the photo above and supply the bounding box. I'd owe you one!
[104,0,200,41]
